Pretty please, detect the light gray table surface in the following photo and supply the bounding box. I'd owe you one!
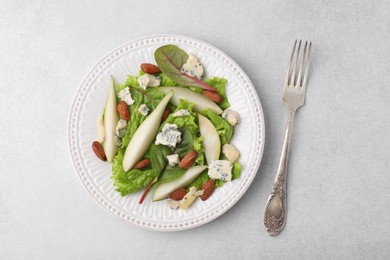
[1,1,389,259]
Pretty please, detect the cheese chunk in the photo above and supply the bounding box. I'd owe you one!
[115,119,127,138]
[155,124,182,148]
[222,109,240,126]
[113,135,122,147]
[137,73,161,90]
[208,160,233,181]
[179,187,198,209]
[181,54,204,79]
[118,87,135,105]
[166,200,180,210]
[222,144,240,163]
[167,154,180,166]
[173,109,190,117]
[138,104,149,116]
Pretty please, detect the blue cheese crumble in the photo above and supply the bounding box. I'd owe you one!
[137,73,161,90]
[118,87,135,105]
[208,160,233,181]
[173,109,190,117]
[114,136,122,147]
[180,54,204,79]
[155,124,182,148]
[222,109,240,126]
[167,154,180,166]
[138,104,149,116]
[114,119,127,147]
[167,188,204,210]
[115,119,127,138]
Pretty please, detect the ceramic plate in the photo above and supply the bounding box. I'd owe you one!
[68,35,265,231]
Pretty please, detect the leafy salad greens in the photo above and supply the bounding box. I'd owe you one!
[93,45,242,209]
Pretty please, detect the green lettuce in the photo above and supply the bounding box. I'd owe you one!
[205,77,230,110]
[232,161,242,180]
[112,144,171,196]
[160,73,179,86]
[194,136,205,165]
[162,99,198,136]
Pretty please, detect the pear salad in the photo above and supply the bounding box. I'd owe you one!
[92,45,242,210]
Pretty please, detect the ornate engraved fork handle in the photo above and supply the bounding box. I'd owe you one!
[263,109,296,236]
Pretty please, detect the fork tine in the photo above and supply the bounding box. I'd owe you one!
[302,42,312,89]
[284,40,297,87]
[290,40,302,86]
[296,41,308,87]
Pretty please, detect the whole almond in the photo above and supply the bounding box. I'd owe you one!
[161,107,172,123]
[179,150,198,170]
[202,90,223,103]
[117,101,130,122]
[200,180,215,201]
[141,63,161,74]
[92,141,107,161]
[169,187,187,201]
[134,159,151,169]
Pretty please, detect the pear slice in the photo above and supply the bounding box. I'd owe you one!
[103,76,120,162]
[159,87,223,114]
[198,114,221,164]
[152,166,207,201]
[122,91,173,171]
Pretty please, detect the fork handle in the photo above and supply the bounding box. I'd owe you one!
[263,108,296,235]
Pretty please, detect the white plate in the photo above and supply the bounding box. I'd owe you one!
[68,35,265,231]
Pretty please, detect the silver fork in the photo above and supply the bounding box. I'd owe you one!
[263,40,312,236]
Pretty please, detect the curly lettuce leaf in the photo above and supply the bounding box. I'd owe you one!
[116,75,138,92]
[162,99,198,136]
[232,161,242,180]
[160,72,179,86]
[112,144,171,196]
[205,77,230,110]
[193,136,205,165]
